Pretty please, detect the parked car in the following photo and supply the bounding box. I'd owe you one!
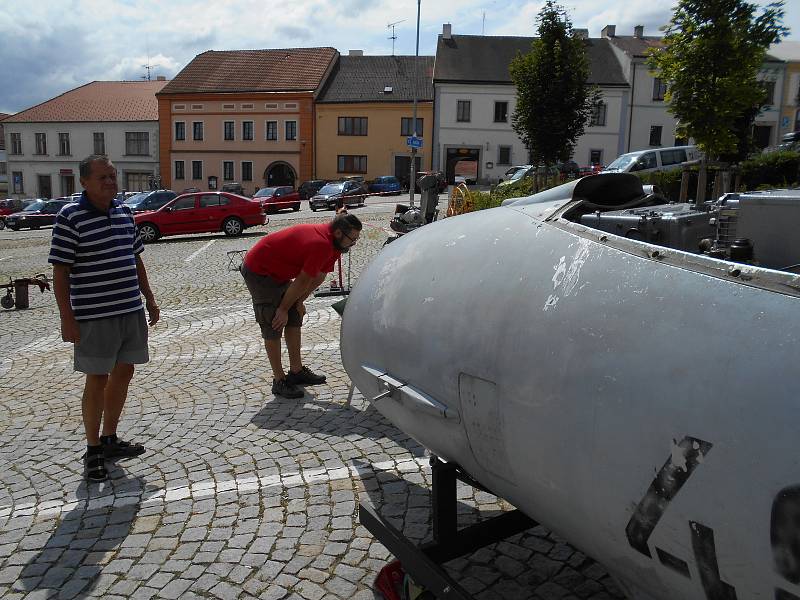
[115,191,140,203]
[221,182,245,195]
[253,186,301,213]
[133,192,266,243]
[454,174,477,185]
[415,171,447,193]
[309,181,367,211]
[602,145,700,175]
[0,198,25,217]
[5,198,71,230]
[124,190,178,213]
[297,180,329,200]
[495,165,560,189]
[504,166,526,178]
[369,176,402,195]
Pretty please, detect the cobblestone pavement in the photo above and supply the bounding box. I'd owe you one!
[0,204,625,600]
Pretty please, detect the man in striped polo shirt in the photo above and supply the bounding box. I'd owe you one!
[49,155,160,482]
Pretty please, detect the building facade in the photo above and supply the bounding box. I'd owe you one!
[432,27,629,183]
[768,41,800,137]
[3,81,166,199]
[0,114,8,197]
[157,48,338,196]
[315,54,433,185]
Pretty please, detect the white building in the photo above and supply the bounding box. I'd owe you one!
[432,25,630,183]
[0,114,8,197]
[3,80,167,199]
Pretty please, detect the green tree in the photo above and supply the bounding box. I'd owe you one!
[647,0,787,160]
[510,0,599,186]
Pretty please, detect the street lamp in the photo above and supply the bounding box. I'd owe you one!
[408,0,421,207]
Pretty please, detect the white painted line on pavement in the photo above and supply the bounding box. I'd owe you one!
[184,239,216,263]
[0,456,430,520]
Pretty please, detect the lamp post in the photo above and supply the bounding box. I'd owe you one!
[408,0,421,208]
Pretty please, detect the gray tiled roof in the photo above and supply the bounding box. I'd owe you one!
[434,35,628,87]
[316,55,435,103]
[608,35,663,58]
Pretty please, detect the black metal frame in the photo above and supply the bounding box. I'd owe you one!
[359,456,538,599]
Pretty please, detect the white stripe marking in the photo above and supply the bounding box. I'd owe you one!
[185,239,216,263]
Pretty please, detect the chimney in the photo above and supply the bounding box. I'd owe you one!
[156,75,166,81]
[443,23,452,39]
[573,28,588,39]
[601,24,616,38]
[348,50,364,56]
[633,25,644,38]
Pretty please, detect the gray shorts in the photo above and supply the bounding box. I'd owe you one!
[75,310,149,374]
[240,264,302,339]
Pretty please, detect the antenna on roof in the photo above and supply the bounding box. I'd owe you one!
[482,11,486,35]
[387,19,407,55]
[141,60,160,82]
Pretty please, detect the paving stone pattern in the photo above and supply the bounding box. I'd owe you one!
[0,212,625,599]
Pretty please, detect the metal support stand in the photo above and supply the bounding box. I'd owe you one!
[359,456,538,599]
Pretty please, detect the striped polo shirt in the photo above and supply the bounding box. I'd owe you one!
[48,193,145,320]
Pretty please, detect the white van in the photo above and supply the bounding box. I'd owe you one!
[603,145,700,175]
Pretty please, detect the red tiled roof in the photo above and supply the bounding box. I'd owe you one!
[0,113,10,121]
[158,48,339,95]
[3,81,167,123]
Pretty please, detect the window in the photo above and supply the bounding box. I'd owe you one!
[0,163,5,176]
[125,132,149,155]
[192,122,204,141]
[223,161,234,181]
[192,161,203,180]
[172,196,196,210]
[222,104,235,110]
[175,122,185,141]
[175,161,185,180]
[338,117,368,136]
[12,171,23,194]
[457,100,471,122]
[241,103,254,109]
[762,81,776,105]
[191,104,203,110]
[337,155,367,173]
[242,161,253,181]
[590,102,607,126]
[284,103,298,109]
[285,121,297,141]
[173,104,186,110]
[498,146,512,165]
[660,148,687,166]
[649,125,663,147]
[35,133,47,155]
[589,149,603,165]
[494,101,508,123]
[400,117,424,136]
[10,133,21,155]
[224,121,235,141]
[93,132,105,154]
[242,121,254,141]
[265,103,278,109]
[652,78,667,101]
[58,133,70,156]
[199,194,220,208]
[266,121,278,140]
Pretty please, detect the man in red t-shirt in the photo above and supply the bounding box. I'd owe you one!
[241,213,362,398]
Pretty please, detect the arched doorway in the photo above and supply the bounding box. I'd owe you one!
[264,162,297,187]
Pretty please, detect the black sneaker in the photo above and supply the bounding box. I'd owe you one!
[102,436,145,459]
[272,378,304,399]
[84,452,108,482]
[285,366,327,386]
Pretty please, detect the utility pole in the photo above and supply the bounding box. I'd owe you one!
[387,19,406,56]
[408,0,421,208]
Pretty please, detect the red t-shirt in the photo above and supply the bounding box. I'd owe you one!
[244,223,341,283]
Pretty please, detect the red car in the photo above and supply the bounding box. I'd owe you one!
[253,186,301,213]
[133,192,266,243]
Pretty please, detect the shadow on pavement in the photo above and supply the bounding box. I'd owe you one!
[19,467,151,600]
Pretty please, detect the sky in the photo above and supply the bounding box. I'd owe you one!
[1,0,799,115]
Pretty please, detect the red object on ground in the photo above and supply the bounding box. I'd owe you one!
[374,560,405,600]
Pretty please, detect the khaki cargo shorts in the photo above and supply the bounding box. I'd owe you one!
[75,309,149,374]
[240,264,302,339]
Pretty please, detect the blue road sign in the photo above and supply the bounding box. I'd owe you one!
[406,136,423,149]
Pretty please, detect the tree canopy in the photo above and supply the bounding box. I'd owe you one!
[510,0,599,170]
[647,0,788,160]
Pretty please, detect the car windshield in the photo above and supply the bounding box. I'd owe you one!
[124,193,149,206]
[254,188,278,197]
[23,201,46,211]
[605,155,638,170]
[319,184,344,195]
[510,168,531,181]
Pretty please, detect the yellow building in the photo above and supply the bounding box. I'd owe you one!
[770,41,800,138]
[315,54,434,187]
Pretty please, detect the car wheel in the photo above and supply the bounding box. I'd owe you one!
[8,224,19,231]
[293,203,300,211]
[0,220,5,230]
[223,217,244,237]
[310,206,317,212]
[137,223,160,243]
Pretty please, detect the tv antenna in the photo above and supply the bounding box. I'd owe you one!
[387,19,407,55]
[142,60,160,81]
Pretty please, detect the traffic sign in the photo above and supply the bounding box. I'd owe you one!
[406,136,423,149]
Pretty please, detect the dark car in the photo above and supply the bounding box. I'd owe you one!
[5,199,71,230]
[124,190,178,213]
[297,180,328,200]
[369,176,402,195]
[221,182,245,195]
[309,181,366,211]
[133,192,266,243]
[253,186,301,213]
